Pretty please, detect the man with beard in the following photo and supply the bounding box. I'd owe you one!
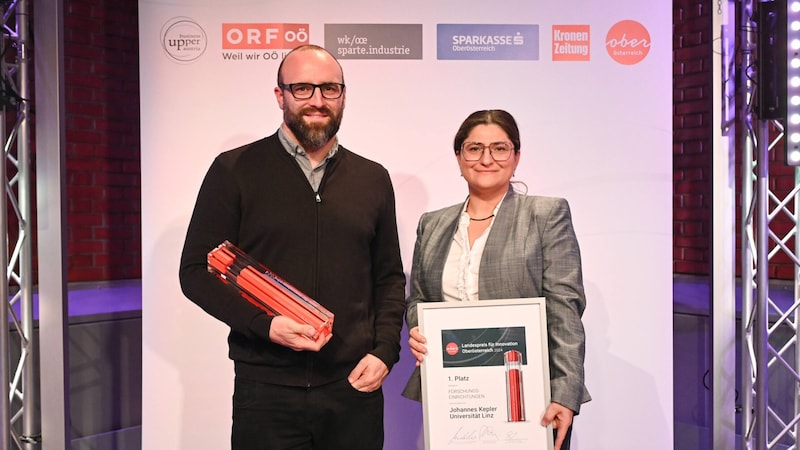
[179,45,406,450]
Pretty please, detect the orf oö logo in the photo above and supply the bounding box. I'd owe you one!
[605,20,650,65]
[161,17,207,63]
[222,23,309,49]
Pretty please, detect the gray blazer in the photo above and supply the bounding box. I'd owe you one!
[402,188,591,413]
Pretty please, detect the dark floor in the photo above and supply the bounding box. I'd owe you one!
[672,274,795,450]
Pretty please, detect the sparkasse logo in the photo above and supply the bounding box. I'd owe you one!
[605,20,650,65]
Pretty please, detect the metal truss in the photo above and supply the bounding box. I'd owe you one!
[739,1,800,449]
[0,0,38,449]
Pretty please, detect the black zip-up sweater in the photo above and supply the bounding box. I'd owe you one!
[179,132,406,386]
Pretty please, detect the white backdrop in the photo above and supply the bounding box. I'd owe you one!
[139,1,672,448]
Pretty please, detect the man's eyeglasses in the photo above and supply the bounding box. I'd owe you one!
[459,141,515,161]
[279,83,345,100]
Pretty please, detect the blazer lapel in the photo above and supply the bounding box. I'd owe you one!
[480,189,520,299]
[422,206,460,302]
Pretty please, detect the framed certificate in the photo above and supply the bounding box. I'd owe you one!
[418,298,552,450]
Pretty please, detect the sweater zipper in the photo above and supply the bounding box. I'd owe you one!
[306,155,334,386]
[307,189,322,386]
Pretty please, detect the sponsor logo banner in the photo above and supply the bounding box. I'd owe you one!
[324,24,423,60]
[437,24,539,60]
[222,23,309,50]
[161,17,208,63]
[219,23,309,62]
[552,25,590,61]
[605,20,651,65]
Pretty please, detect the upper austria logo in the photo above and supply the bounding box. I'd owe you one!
[605,20,650,65]
[161,17,208,63]
[445,342,459,356]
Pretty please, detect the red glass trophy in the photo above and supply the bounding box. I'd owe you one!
[207,240,334,339]
[504,349,526,422]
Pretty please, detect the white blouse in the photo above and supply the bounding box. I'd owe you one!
[441,198,503,302]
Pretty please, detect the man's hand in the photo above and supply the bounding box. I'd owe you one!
[408,326,427,366]
[540,402,574,450]
[268,315,331,351]
[347,354,389,392]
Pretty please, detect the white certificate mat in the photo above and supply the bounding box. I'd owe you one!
[418,298,552,450]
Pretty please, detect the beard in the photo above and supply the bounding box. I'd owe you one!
[284,105,343,150]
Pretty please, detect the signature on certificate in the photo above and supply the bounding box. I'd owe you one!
[448,426,525,445]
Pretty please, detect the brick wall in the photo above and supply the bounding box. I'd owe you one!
[64,0,141,281]
[672,0,798,279]
[673,0,713,275]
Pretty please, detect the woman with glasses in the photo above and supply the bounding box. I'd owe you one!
[401,109,591,450]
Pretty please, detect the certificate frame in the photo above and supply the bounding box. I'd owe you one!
[418,298,552,450]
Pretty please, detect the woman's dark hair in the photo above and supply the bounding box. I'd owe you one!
[453,109,521,154]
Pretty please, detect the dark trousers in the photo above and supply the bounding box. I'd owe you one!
[555,424,574,450]
[231,377,384,450]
